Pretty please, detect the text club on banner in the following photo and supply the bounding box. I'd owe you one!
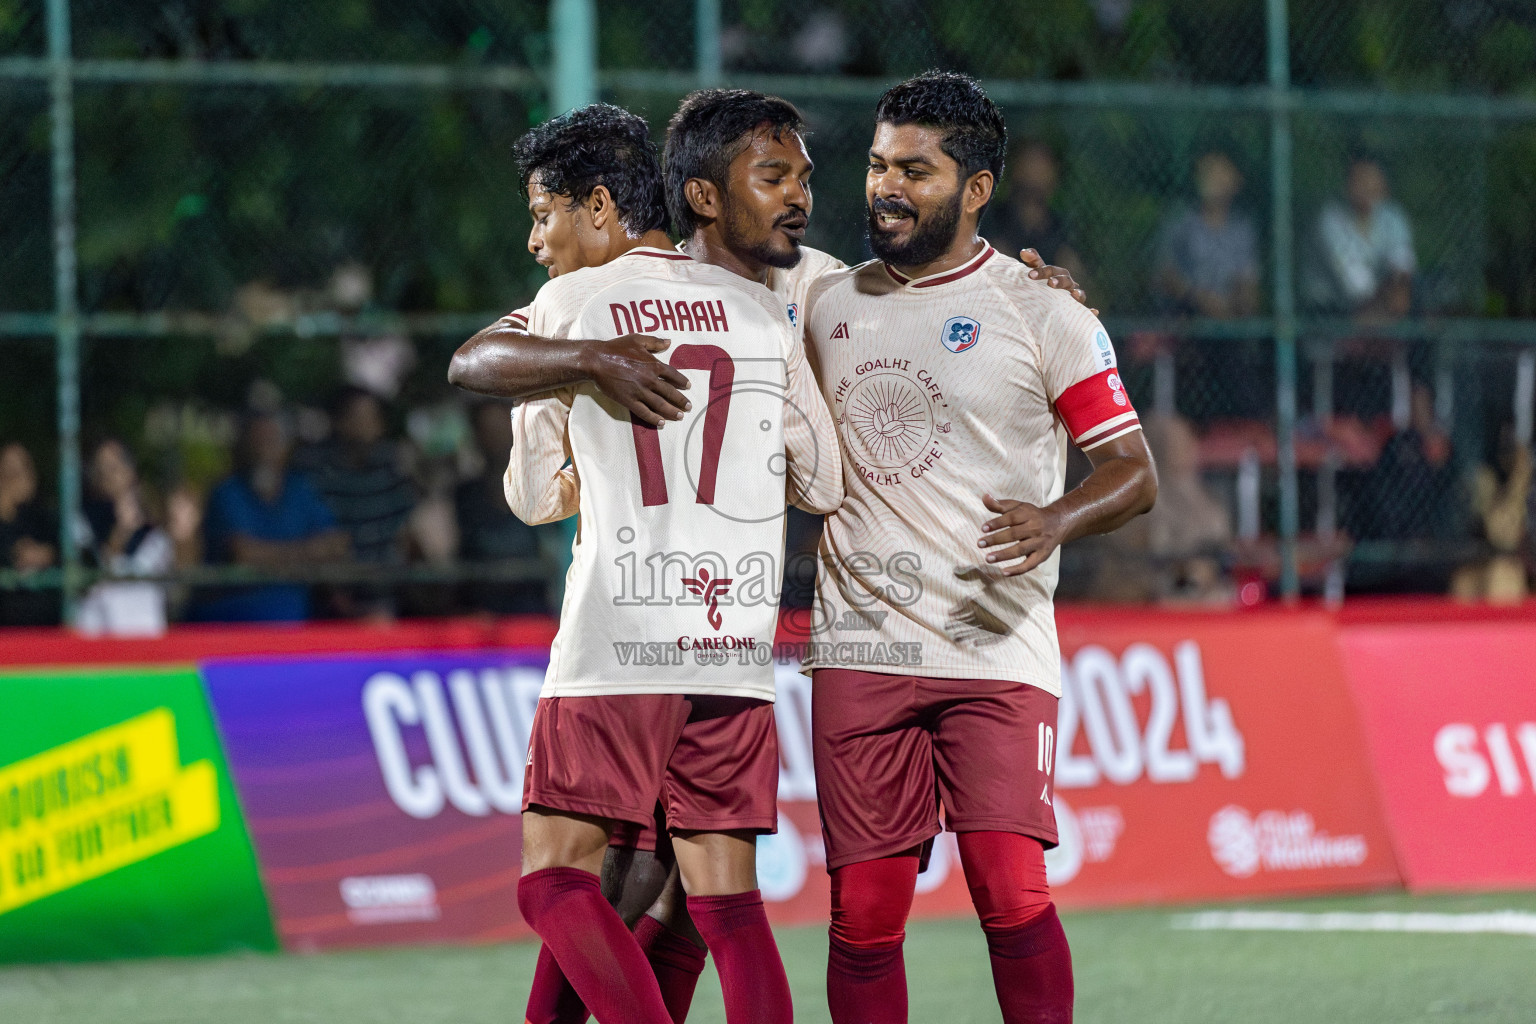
[0,668,275,962]
[1341,621,1536,891]
[1043,610,1399,904]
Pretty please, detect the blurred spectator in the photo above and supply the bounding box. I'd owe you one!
[0,442,61,626]
[1094,415,1235,603]
[1306,155,1416,318]
[1451,426,1532,603]
[990,140,1088,286]
[299,387,418,618]
[1351,385,1455,543]
[74,439,174,636]
[455,402,555,614]
[301,387,417,566]
[1154,151,1259,319]
[192,411,348,622]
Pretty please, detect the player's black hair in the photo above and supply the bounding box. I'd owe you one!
[875,70,1008,206]
[512,103,669,235]
[664,89,807,238]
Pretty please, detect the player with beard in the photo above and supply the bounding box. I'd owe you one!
[799,71,1158,1024]
[663,90,842,336]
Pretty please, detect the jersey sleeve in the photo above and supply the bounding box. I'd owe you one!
[504,389,579,524]
[782,322,843,514]
[526,279,582,341]
[1042,299,1141,451]
[502,305,531,334]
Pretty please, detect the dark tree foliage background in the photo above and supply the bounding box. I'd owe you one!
[1,0,1535,475]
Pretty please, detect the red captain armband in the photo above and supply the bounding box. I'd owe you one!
[1054,368,1141,449]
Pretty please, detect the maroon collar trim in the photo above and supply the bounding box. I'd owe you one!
[883,243,996,289]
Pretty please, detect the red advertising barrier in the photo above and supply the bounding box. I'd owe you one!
[0,606,1426,950]
[1341,620,1536,892]
[764,609,1402,916]
[1043,609,1400,905]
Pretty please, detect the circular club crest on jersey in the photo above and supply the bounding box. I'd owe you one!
[785,302,799,327]
[941,315,981,353]
[844,373,934,469]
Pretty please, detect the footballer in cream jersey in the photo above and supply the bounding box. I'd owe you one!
[803,242,1138,696]
[505,246,842,702]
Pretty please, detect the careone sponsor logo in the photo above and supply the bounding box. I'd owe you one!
[1206,805,1368,879]
[339,873,440,925]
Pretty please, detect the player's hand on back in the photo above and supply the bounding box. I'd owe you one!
[581,334,693,428]
[1019,249,1097,316]
[976,493,1068,577]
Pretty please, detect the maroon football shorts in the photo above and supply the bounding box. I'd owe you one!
[524,693,779,836]
[609,806,663,853]
[812,668,1059,871]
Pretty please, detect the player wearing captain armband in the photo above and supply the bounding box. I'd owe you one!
[799,71,1157,1024]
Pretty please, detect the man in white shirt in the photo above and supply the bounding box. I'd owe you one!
[1309,154,1416,318]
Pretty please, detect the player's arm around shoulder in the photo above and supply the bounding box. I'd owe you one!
[450,273,692,427]
[503,388,579,525]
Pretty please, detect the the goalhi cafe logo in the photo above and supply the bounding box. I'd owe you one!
[0,708,219,915]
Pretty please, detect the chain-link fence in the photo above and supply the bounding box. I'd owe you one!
[3,0,1536,625]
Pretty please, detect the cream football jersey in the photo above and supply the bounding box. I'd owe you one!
[675,242,846,335]
[766,245,846,334]
[505,246,843,701]
[802,243,1140,696]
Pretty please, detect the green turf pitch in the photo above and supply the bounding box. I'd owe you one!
[3,891,1535,1023]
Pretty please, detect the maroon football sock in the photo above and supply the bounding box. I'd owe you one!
[827,933,906,1024]
[826,855,918,1024]
[980,905,1075,1024]
[956,831,1073,1023]
[524,943,591,1024]
[517,868,673,1024]
[686,890,793,1024]
[633,914,708,1023]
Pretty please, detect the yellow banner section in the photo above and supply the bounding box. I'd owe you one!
[0,709,220,915]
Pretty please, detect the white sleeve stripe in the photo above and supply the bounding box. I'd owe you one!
[1072,411,1140,446]
[1078,421,1143,451]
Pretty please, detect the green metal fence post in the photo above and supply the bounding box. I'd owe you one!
[696,0,722,87]
[1267,0,1300,601]
[551,0,597,113]
[46,0,82,624]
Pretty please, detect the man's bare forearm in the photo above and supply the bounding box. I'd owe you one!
[449,318,693,426]
[977,431,1157,576]
[448,319,590,399]
[1048,444,1158,544]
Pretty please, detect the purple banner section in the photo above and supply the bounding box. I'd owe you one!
[202,651,549,951]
